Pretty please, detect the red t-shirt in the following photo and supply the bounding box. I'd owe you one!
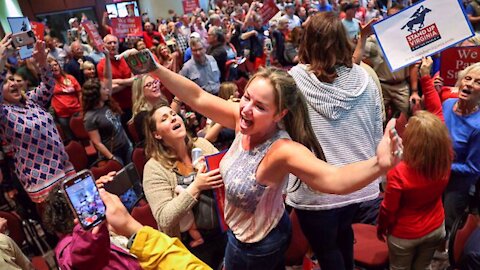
[52,74,82,117]
[142,31,165,48]
[97,57,133,110]
[378,162,449,239]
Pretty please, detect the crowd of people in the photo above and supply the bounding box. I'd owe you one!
[0,0,479,269]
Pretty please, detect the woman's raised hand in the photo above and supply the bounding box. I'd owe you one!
[32,40,48,68]
[0,34,12,72]
[419,56,433,77]
[376,118,403,171]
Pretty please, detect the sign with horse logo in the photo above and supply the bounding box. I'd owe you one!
[372,0,473,71]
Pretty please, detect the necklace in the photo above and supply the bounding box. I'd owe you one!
[454,102,480,116]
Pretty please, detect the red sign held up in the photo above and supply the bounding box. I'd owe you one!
[258,0,280,26]
[182,0,200,14]
[110,16,143,38]
[440,46,480,86]
[30,22,45,41]
[81,21,104,51]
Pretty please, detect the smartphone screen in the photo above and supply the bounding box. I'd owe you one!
[104,163,143,212]
[63,170,106,230]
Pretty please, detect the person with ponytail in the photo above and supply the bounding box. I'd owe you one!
[120,47,403,269]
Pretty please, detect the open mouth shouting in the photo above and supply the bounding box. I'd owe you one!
[240,114,253,130]
[172,123,182,131]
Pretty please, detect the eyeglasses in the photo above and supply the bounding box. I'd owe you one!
[144,80,160,88]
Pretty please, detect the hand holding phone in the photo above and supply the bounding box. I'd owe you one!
[12,31,36,48]
[62,170,106,230]
[103,163,143,212]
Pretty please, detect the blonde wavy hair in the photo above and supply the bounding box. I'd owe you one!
[130,74,167,123]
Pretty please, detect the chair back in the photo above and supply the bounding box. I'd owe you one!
[90,159,123,180]
[449,213,478,267]
[132,147,147,181]
[69,113,89,140]
[131,202,158,229]
[65,140,89,171]
[127,121,141,145]
[353,223,389,268]
[285,209,309,266]
[0,211,26,247]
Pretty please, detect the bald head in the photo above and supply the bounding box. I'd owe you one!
[103,34,119,57]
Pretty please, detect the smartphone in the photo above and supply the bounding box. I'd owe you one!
[12,31,36,48]
[103,163,143,212]
[62,170,106,230]
[124,49,158,75]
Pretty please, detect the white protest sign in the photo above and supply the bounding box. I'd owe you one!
[373,0,473,71]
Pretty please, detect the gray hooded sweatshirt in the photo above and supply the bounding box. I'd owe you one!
[286,63,383,210]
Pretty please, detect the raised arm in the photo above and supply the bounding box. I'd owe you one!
[98,189,212,270]
[353,19,378,65]
[26,41,56,108]
[277,119,402,195]
[103,48,113,92]
[419,57,444,121]
[149,57,239,130]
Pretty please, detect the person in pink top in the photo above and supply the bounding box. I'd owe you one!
[377,57,454,269]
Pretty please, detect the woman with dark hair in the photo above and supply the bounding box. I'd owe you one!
[0,36,74,203]
[82,53,132,165]
[49,57,82,142]
[287,12,385,270]
[42,185,142,269]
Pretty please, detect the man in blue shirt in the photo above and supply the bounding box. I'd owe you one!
[317,0,333,12]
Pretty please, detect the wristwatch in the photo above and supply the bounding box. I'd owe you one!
[126,232,137,249]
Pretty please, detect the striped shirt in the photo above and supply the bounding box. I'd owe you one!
[286,64,383,210]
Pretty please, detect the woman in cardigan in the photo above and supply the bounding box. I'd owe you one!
[0,35,75,203]
[143,102,226,269]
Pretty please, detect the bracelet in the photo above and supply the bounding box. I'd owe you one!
[173,98,182,105]
[126,232,137,249]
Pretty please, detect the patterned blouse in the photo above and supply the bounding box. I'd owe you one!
[220,129,290,243]
[0,67,74,203]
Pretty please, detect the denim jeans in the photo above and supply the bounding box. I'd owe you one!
[56,116,74,142]
[296,203,360,270]
[225,211,291,270]
[112,141,133,166]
